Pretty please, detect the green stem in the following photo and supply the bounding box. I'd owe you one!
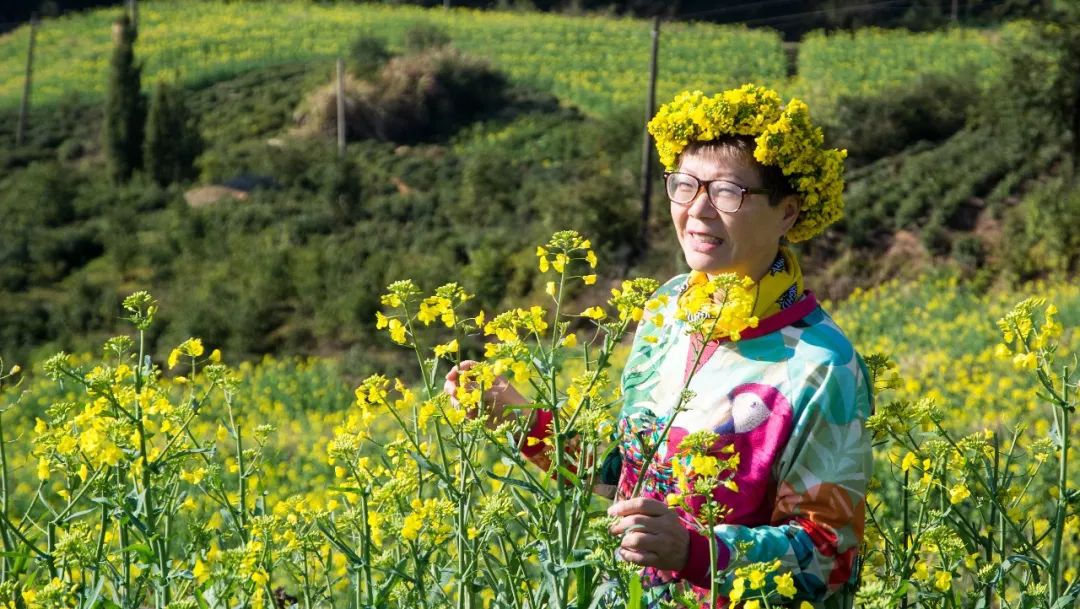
[708,522,718,609]
[0,408,13,578]
[630,311,721,498]
[360,491,375,607]
[900,468,909,609]
[1049,365,1070,602]
[227,395,247,536]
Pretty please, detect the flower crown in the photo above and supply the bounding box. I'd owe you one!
[647,84,846,243]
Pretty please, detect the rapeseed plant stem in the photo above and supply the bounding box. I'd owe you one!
[1049,365,1070,602]
[629,311,718,499]
[0,406,12,579]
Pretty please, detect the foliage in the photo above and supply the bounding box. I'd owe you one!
[347,34,392,80]
[1001,175,1080,280]
[296,45,511,144]
[823,73,972,168]
[102,13,144,183]
[402,20,452,53]
[144,79,203,186]
[975,13,1080,168]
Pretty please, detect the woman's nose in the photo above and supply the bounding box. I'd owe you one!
[687,187,717,218]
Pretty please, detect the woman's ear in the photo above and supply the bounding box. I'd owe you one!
[779,195,801,235]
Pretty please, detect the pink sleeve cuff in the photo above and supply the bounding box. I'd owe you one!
[674,527,730,589]
[519,409,553,457]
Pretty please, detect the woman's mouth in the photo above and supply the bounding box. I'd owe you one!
[687,231,723,251]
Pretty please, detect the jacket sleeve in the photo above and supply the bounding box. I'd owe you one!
[674,358,874,603]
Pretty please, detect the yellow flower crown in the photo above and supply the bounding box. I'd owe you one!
[647,84,846,243]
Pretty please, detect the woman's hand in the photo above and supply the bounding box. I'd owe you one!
[443,360,527,429]
[608,498,690,571]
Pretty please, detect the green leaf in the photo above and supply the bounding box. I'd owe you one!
[60,507,98,524]
[81,575,105,609]
[121,543,154,562]
[586,580,619,609]
[557,466,581,486]
[315,519,363,565]
[489,470,547,496]
[573,561,595,609]
[1050,579,1080,609]
[628,572,643,609]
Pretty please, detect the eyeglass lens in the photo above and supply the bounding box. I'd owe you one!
[665,173,744,213]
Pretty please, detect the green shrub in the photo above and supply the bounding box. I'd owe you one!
[825,73,973,167]
[296,47,509,144]
[102,14,145,183]
[1001,175,1080,279]
[403,21,452,53]
[144,80,204,186]
[348,35,393,79]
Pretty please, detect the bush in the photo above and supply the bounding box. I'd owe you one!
[403,22,451,53]
[295,47,509,144]
[825,73,973,167]
[1001,175,1080,279]
[348,35,393,79]
[102,14,145,183]
[144,80,204,186]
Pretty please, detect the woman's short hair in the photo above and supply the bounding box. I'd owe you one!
[679,136,799,206]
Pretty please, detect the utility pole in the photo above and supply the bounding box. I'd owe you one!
[15,16,37,147]
[128,0,138,30]
[336,57,346,157]
[638,15,661,258]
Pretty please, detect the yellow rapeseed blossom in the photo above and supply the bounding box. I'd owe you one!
[433,339,459,359]
[1012,351,1037,370]
[580,306,606,321]
[774,571,797,598]
[934,570,952,592]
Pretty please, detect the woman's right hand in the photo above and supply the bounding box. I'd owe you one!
[443,360,527,429]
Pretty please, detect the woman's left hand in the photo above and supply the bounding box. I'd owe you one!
[608,498,689,571]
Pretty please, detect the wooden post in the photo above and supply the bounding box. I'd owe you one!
[336,57,346,157]
[950,0,958,22]
[15,17,37,147]
[128,0,138,30]
[638,15,661,257]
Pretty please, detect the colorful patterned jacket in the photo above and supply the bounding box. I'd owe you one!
[524,274,874,608]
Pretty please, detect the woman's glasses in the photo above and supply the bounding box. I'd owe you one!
[664,171,770,213]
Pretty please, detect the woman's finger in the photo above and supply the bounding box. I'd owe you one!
[608,497,671,518]
[616,547,660,567]
[618,530,658,552]
[608,514,653,536]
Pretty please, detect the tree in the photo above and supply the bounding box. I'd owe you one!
[144,79,203,186]
[102,13,144,183]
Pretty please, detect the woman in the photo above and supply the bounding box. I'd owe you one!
[445,85,872,609]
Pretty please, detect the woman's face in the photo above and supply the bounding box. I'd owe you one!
[670,152,799,281]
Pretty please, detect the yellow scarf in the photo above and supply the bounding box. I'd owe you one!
[678,246,804,342]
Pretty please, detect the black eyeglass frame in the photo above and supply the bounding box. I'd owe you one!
[662,171,772,213]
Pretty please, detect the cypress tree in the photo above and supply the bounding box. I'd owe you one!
[144,80,203,186]
[103,14,144,183]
